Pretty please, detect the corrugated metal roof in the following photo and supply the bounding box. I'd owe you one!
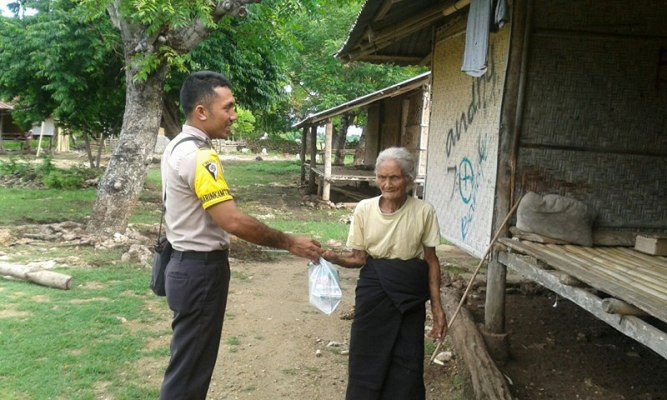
[293,71,431,129]
[336,0,469,65]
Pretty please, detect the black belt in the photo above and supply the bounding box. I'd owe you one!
[171,249,229,261]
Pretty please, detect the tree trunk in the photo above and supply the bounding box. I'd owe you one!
[88,0,259,236]
[0,263,72,290]
[333,115,348,165]
[353,125,366,166]
[95,132,104,168]
[83,133,94,169]
[161,96,182,139]
[87,67,168,235]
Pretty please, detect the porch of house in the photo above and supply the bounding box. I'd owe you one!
[303,163,425,202]
[498,238,667,359]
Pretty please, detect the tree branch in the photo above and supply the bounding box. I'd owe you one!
[213,0,262,21]
[168,0,261,54]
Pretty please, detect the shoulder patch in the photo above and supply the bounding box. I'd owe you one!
[204,160,219,180]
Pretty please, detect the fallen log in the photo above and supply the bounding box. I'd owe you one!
[0,262,72,290]
[441,286,513,400]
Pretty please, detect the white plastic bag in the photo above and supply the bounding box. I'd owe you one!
[308,258,342,315]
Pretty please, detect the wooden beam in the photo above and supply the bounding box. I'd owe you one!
[323,120,333,202]
[361,54,425,64]
[440,286,513,399]
[308,125,317,194]
[300,126,307,186]
[347,0,470,62]
[375,0,397,21]
[486,0,530,338]
[498,251,667,359]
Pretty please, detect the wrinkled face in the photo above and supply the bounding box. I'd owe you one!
[200,86,237,140]
[376,159,408,202]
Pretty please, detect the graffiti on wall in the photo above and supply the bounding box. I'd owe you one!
[458,134,488,241]
[444,51,497,159]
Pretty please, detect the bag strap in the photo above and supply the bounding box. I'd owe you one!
[156,135,212,245]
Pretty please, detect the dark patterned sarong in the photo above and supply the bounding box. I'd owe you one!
[346,257,429,400]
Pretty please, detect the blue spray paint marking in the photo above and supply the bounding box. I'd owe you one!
[458,157,474,204]
[458,135,489,241]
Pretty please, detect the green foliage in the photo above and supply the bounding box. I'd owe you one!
[0,0,125,139]
[0,157,38,179]
[231,107,257,141]
[277,130,303,142]
[285,0,426,120]
[41,165,100,190]
[244,137,301,154]
[0,157,102,190]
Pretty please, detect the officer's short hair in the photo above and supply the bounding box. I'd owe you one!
[180,71,232,117]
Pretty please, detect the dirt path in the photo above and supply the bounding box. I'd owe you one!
[198,247,667,400]
[205,255,456,400]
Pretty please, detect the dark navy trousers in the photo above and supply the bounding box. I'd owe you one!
[160,250,230,400]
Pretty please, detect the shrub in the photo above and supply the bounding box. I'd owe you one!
[0,157,101,189]
[245,137,301,155]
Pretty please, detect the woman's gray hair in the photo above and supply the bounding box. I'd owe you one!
[375,147,416,185]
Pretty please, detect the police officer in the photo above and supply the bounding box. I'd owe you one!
[159,71,322,399]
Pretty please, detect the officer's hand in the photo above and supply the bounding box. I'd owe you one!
[288,236,322,262]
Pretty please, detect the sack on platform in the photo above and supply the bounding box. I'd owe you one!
[516,192,596,247]
[150,236,172,296]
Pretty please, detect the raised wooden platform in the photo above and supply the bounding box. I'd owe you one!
[498,238,667,359]
[304,164,425,201]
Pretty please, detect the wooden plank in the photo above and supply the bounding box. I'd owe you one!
[615,247,667,268]
[498,239,667,322]
[635,235,667,256]
[563,246,667,290]
[498,251,667,360]
[537,244,667,303]
[580,247,667,282]
[536,245,666,295]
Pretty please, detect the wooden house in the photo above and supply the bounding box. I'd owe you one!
[294,72,431,201]
[0,101,26,144]
[338,0,667,361]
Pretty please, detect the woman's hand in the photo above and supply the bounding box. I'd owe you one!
[428,304,448,341]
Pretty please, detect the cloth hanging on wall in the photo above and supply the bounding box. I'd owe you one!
[461,0,510,77]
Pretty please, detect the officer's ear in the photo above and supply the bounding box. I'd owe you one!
[193,104,208,121]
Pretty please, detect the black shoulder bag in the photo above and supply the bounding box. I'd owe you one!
[150,136,209,296]
[149,209,171,296]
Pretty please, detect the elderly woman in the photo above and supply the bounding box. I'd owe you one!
[323,147,447,400]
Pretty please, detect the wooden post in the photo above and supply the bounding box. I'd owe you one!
[485,0,530,344]
[36,121,46,157]
[308,125,317,194]
[418,81,431,179]
[400,98,409,144]
[300,126,307,186]
[323,120,333,202]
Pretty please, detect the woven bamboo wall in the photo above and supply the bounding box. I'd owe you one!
[517,1,667,230]
[362,90,428,170]
[426,21,510,257]
[380,96,401,149]
[400,91,428,177]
